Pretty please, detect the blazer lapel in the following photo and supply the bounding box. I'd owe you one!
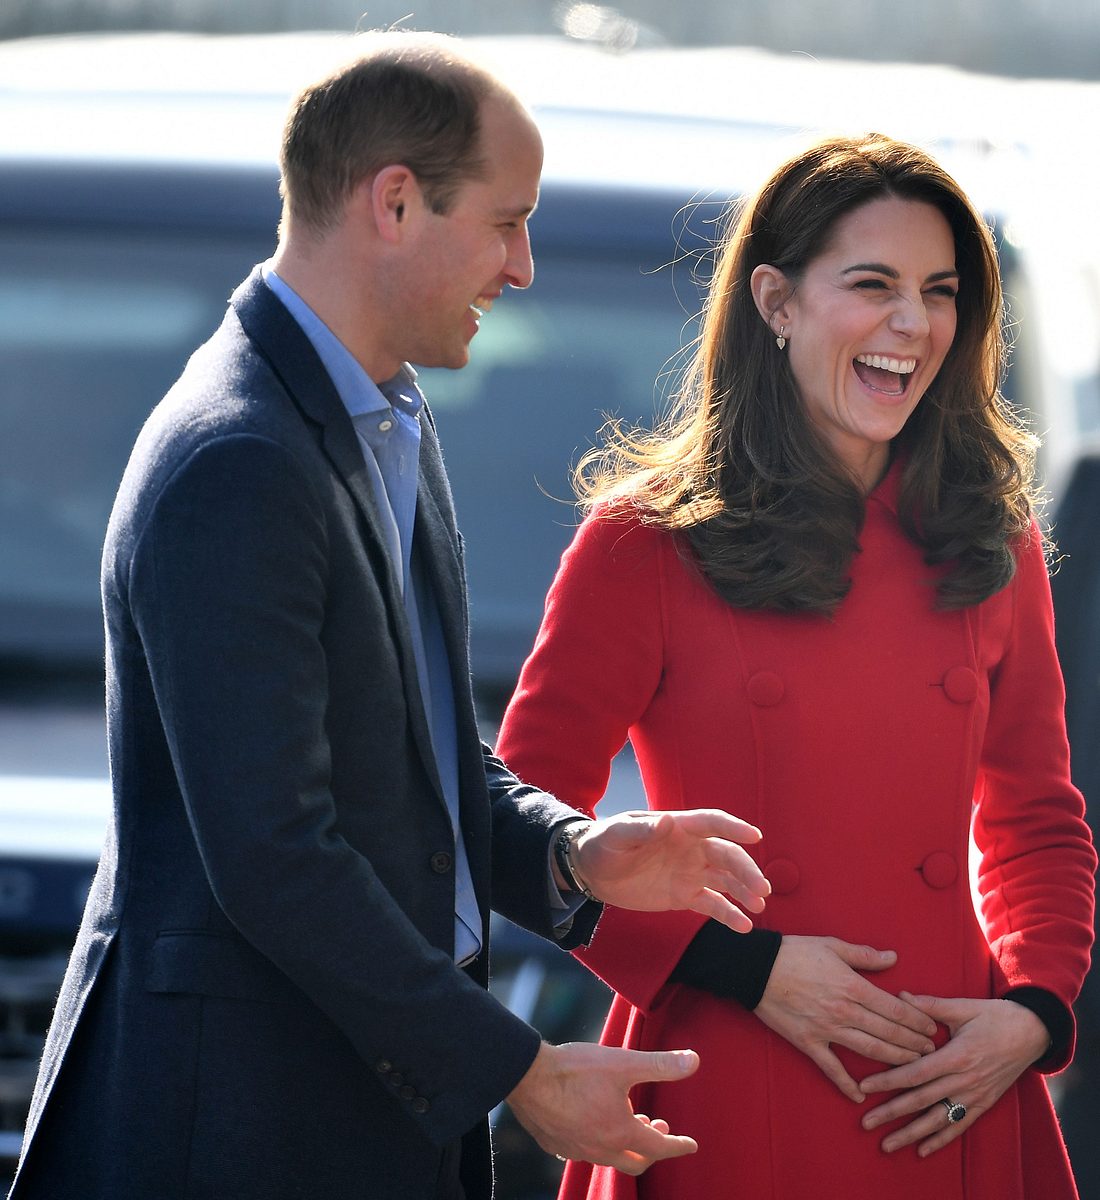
[415,415,492,893]
[228,269,445,805]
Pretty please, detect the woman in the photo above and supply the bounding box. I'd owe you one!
[496,134,1096,1199]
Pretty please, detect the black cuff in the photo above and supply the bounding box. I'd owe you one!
[667,921,782,1011]
[1001,986,1073,1069]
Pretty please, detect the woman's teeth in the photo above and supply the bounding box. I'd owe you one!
[852,353,915,396]
[855,353,916,374]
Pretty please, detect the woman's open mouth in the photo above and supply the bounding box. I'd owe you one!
[853,353,917,397]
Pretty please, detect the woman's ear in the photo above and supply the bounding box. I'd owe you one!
[750,264,793,338]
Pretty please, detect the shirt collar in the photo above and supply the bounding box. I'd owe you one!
[262,262,421,422]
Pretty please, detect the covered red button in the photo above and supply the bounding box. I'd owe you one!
[763,858,800,895]
[942,666,978,704]
[747,671,785,707]
[919,851,958,889]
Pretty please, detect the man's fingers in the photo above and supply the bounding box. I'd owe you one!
[509,1042,704,1174]
[562,1122,698,1175]
[704,865,771,909]
[634,1114,672,1135]
[575,1104,698,1174]
[705,841,772,898]
[667,808,763,845]
[604,808,759,844]
[615,1048,699,1086]
[691,890,756,934]
[616,1135,699,1174]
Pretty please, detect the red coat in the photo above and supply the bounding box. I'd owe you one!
[497,465,1096,1200]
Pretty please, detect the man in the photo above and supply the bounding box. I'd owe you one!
[9,33,769,1200]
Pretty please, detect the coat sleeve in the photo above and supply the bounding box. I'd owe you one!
[128,431,540,1145]
[497,510,715,1012]
[971,523,1097,1071]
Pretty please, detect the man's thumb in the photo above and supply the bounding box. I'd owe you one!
[632,1049,699,1082]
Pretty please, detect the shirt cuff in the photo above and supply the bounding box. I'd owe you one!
[547,818,590,935]
[668,920,782,1010]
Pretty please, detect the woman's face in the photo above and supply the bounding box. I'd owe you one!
[776,195,959,490]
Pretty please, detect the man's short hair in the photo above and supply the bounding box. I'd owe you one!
[280,34,502,233]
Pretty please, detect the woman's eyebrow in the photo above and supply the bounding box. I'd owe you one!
[843,262,898,277]
[841,262,960,282]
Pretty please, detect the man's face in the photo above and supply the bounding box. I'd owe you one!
[396,94,543,373]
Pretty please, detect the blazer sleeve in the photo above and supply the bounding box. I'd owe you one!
[498,510,718,1012]
[127,430,540,1145]
[971,523,1097,1071]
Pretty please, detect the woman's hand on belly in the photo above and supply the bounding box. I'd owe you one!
[858,992,1052,1156]
[754,935,939,1102]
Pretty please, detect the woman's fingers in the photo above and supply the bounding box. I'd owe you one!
[807,1044,863,1104]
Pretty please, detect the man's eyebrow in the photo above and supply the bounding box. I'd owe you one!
[495,201,538,220]
[842,262,960,282]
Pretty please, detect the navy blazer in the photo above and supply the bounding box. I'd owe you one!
[11,269,599,1200]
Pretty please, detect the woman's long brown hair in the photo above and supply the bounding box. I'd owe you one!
[576,134,1038,613]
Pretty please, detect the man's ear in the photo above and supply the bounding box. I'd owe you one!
[750,263,794,337]
[366,164,420,244]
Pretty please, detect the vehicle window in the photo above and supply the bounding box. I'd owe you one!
[0,229,272,660]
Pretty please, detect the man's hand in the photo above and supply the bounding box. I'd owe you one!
[754,936,938,1102]
[506,1041,700,1174]
[570,809,770,933]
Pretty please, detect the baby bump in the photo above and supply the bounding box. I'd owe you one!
[625,984,1028,1200]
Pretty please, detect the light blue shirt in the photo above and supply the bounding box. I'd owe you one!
[263,265,482,965]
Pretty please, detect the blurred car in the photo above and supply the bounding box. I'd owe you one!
[0,29,1094,1197]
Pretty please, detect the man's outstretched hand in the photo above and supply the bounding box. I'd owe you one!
[507,1041,701,1175]
[570,809,770,933]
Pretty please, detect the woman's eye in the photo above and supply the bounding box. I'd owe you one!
[854,279,888,291]
[928,285,959,299]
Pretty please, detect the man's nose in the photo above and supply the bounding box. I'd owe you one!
[505,224,534,290]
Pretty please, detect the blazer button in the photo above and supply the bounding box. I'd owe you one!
[411,1097,430,1114]
[389,1072,404,1087]
[747,671,785,707]
[430,851,453,874]
[400,1085,417,1101]
[763,858,800,895]
[942,666,978,704]
[919,851,958,889]
[375,1059,393,1075]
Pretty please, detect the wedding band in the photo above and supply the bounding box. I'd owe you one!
[941,1098,967,1124]
[555,1154,567,1162]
